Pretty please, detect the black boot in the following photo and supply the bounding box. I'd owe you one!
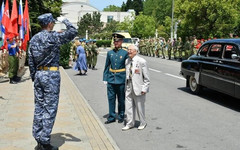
[39,143,58,150]
[35,142,41,150]
[9,78,17,84]
[13,76,21,82]
[88,65,91,69]
[92,66,97,70]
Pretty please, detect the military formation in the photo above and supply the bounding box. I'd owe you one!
[138,35,205,61]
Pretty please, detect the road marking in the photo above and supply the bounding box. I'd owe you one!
[149,68,161,73]
[164,73,186,80]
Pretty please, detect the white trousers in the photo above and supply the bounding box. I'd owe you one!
[125,81,146,127]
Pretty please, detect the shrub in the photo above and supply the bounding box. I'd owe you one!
[60,42,72,68]
[96,40,111,47]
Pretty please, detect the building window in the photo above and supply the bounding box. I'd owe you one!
[107,16,113,23]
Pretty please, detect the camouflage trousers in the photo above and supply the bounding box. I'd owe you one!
[91,52,98,67]
[8,55,19,78]
[33,70,61,144]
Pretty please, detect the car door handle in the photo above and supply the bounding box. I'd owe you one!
[218,60,223,63]
[213,60,218,63]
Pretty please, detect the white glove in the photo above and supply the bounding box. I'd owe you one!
[57,16,66,22]
[103,81,107,85]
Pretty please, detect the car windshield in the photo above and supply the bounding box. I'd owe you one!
[123,38,132,43]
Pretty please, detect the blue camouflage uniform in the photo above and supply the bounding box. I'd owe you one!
[103,46,128,122]
[28,13,77,145]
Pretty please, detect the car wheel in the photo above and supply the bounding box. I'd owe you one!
[189,75,201,94]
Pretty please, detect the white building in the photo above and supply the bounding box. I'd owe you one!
[54,0,134,31]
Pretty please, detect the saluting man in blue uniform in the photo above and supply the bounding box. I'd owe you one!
[103,33,128,124]
[28,13,77,150]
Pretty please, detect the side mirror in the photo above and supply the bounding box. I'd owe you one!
[231,54,240,60]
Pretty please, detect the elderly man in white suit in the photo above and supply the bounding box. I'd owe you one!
[122,44,150,131]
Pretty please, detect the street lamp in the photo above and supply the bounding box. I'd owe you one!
[171,0,174,42]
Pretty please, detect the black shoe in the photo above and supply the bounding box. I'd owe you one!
[92,66,97,70]
[13,76,21,82]
[39,143,58,150]
[118,119,124,123]
[35,143,41,150]
[105,120,116,124]
[9,78,17,84]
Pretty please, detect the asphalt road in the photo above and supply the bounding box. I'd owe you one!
[65,48,240,150]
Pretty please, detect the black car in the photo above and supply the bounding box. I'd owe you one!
[180,39,240,99]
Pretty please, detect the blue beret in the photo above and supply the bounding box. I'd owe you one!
[93,39,97,42]
[38,13,56,25]
[82,38,86,41]
[86,40,89,43]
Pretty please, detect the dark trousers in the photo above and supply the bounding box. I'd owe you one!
[107,83,125,121]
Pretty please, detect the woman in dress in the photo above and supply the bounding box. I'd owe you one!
[74,40,88,75]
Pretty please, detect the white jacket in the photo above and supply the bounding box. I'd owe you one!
[125,55,150,96]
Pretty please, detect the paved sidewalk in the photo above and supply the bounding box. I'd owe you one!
[0,67,119,150]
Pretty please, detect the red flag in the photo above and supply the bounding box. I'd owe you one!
[1,0,12,49]
[22,0,30,51]
[2,0,12,34]
[11,0,18,36]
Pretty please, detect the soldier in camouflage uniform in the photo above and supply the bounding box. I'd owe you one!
[184,37,191,59]
[145,39,148,56]
[143,39,147,56]
[150,38,154,57]
[91,39,98,70]
[85,40,92,69]
[177,37,183,61]
[139,39,144,55]
[167,38,172,59]
[172,38,178,59]
[193,35,198,54]
[28,13,77,150]
[189,36,194,55]
[160,37,166,59]
[155,38,160,58]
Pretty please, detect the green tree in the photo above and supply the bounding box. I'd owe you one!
[121,2,127,11]
[77,12,103,38]
[132,0,143,15]
[103,20,120,32]
[175,0,240,39]
[117,15,134,34]
[91,12,103,35]
[125,0,133,11]
[103,5,121,12]
[143,0,172,25]
[132,13,156,38]
[27,0,63,36]
[122,0,143,15]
